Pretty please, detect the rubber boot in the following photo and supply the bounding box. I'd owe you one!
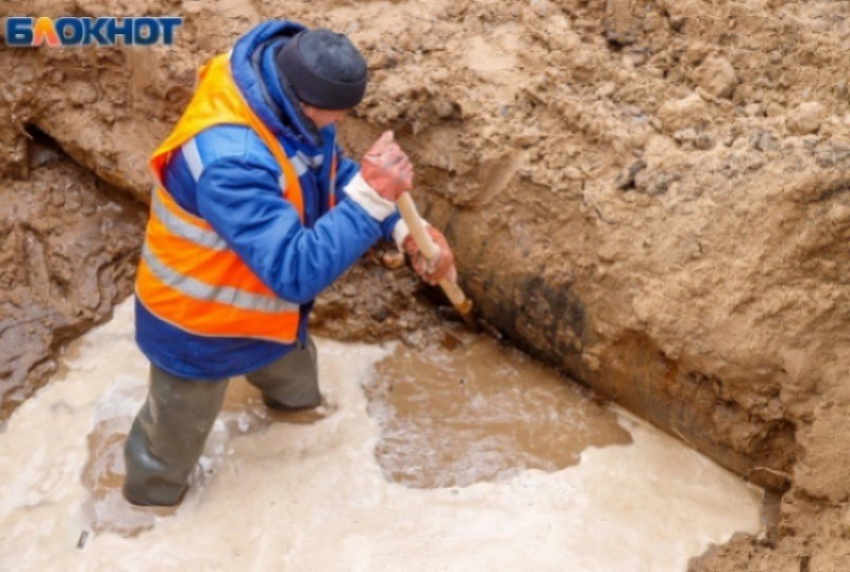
[246,336,321,410]
[123,365,229,507]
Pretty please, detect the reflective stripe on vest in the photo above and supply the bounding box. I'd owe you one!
[136,186,301,342]
[145,188,297,314]
[141,243,297,314]
[149,185,227,250]
[135,52,321,343]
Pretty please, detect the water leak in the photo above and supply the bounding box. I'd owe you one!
[0,300,763,571]
[366,329,632,488]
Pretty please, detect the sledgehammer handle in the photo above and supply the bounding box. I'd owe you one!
[397,193,439,259]
[396,193,475,324]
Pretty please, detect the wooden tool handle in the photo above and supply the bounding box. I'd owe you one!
[396,192,474,314]
[397,193,438,259]
[438,278,474,316]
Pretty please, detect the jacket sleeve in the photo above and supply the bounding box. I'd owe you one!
[334,147,404,245]
[196,151,390,305]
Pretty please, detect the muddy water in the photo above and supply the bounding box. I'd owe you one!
[78,368,333,538]
[0,300,763,571]
[367,330,632,488]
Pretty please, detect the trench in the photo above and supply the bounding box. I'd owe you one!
[5,0,850,567]
[0,133,769,569]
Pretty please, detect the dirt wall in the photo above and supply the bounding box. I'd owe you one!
[0,133,145,420]
[2,0,849,569]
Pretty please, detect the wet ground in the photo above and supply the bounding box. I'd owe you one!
[0,300,763,571]
[366,329,632,488]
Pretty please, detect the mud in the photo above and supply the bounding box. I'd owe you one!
[309,245,444,345]
[2,0,849,568]
[366,328,631,488]
[0,132,145,422]
[82,329,630,535]
[0,300,763,571]
[80,364,339,539]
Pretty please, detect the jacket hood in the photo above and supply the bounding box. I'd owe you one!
[231,20,334,152]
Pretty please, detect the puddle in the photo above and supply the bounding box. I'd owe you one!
[0,300,763,571]
[78,372,330,538]
[366,330,632,488]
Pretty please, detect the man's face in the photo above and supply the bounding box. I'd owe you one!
[301,104,350,129]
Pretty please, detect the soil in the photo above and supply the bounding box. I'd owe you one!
[0,132,145,422]
[2,0,849,569]
[309,245,445,345]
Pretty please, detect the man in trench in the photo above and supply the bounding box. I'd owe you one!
[124,20,456,506]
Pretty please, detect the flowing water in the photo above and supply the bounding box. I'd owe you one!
[0,300,762,571]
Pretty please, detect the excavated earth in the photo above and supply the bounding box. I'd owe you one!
[0,133,145,421]
[2,0,849,569]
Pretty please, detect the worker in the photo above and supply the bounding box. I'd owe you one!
[123,20,456,507]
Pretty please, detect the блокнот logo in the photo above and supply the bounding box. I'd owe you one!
[4,17,182,46]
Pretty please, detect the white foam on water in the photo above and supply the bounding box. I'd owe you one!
[0,299,762,571]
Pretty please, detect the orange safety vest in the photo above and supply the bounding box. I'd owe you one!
[136,53,330,343]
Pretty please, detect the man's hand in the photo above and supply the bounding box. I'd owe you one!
[361,131,413,202]
[402,226,457,285]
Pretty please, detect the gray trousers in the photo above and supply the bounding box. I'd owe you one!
[123,338,319,506]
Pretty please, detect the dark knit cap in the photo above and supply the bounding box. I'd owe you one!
[276,28,368,110]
